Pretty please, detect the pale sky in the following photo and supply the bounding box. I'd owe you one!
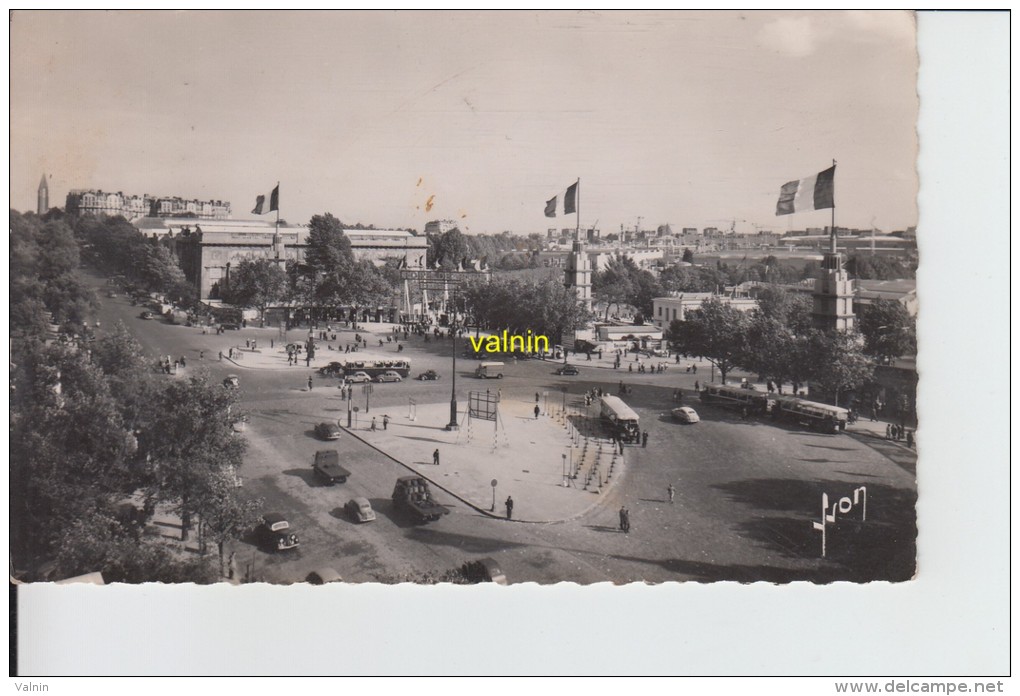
[10,10,919,235]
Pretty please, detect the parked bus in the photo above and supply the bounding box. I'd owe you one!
[771,396,848,434]
[599,395,641,443]
[342,359,411,378]
[474,361,505,379]
[698,383,774,416]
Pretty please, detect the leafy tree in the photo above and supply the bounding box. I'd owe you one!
[592,260,636,320]
[429,227,469,269]
[665,297,750,384]
[463,276,591,341]
[754,286,813,335]
[856,299,916,364]
[805,330,874,406]
[681,248,695,263]
[142,375,247,541]
[193,469,263,574]
[221,258,289,326]
[304,213,354,272]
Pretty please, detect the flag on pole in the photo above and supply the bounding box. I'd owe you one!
[544,180,580,217]
[252,185,279,215]
[564,182,578,215]
[776,166,834,215]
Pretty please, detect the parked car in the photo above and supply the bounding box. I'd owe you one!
[462,558,508,585]
[374,371,402,383]
[306,568,343,585]
[256,513,299,551]
[221,321,241,331]
[312,449,351,485]
[417,370,441,381]
[555,365,580,376]
[346,371,372,384]
[319,362,345,377]
[344,497,376,523]
[314,422,342,441]
[139,310,154,320]
[671,406,700,424]
[223,374,240,388]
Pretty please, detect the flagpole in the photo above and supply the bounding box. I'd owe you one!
[576,177,581,241]
[829,162,836,254]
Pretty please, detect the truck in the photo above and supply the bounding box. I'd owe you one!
[474,361,505,379]
[599,395,641,443]
[313,449,352,485]
[391,475,449,522]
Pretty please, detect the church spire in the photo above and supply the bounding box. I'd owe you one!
[37,173,49,215]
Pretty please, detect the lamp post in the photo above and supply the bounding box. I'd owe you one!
[447,286,459,431]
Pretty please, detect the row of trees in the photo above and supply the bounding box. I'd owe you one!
[10,210,260,583]
[665,288,916,406]
[461,276,592,341]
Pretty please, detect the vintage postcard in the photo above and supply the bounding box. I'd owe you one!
[10,10,919,589]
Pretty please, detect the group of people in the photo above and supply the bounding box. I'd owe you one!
[159,355,186,374]
[887,423,914,447]
[628,361,669,374]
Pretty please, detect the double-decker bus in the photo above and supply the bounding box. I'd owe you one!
[771,396,848,434]
[698,383,775,416]
[342,359,411,378]
[599,395,641,443]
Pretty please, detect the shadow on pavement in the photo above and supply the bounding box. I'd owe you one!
[404,527,527,553]
[282,468,320,487]
[584,524,621,534]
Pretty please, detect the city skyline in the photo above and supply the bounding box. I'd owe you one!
[11,10,919,235]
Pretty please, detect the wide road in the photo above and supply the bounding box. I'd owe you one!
[90,273,916,584]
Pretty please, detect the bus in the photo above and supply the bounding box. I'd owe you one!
[599,395,641,443]
[342,359,411,378]
[771,396,848,434]
[698,383,775,416]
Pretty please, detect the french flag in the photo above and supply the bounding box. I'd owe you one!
[776,166,835,216]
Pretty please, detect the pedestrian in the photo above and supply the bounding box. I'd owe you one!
[307,376,313,391]
[180,356,186,368]
[906,430,914,448]
[642,431,648,448]
[271,339,274,349]
[229,347,234,359]
[667,484,675,504]
[886,423,892,439]
[534,404,540,419]
[383,415,389,430]
[218,351,223,361]
[694,380,700,392]
[199,350,204,361]
[619,506,629,533]
[535,392,540,403]
[505,496,514,520]
[628,363,633,372]
[371,417,377,431]
[433,449,440,466]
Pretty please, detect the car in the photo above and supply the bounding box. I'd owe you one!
[374,371,402,383]
[306,568,343,585]
[344,497,376,523]
[462,558,508,585]
[346,371,372,384]
[319,362,345,377]
[555,365,580,376]
[106,290,117,298]
[139,310,154,320]
[314,421,342,440]
[312,449,351,485]
[221,322,241,331]
[671,406,700,424]
[417,370,441,381]
[255,513,299,551]
[223,374,240,388]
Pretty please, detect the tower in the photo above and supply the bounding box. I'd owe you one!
[564,236,592,312]
[37,174,48,215]
[811,230,855,332]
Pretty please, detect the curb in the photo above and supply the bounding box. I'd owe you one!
[336,421,622,524]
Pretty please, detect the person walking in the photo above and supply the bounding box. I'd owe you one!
[383,415,389,430]
[371,417,377,431]
[619,506,630,533]
[307,376,313,391]
[642,431,648,448]
[505,496,514,520]
[667,484,675,504]
[694,380,700,392]
[433,449,440,466]
[534,404,541,419]
[906,430,914,448]
[218,351,223,361]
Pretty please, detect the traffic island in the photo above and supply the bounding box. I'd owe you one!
[340,396,627,523]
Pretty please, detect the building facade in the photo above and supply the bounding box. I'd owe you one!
[651,293,759,330]
[66,189,231,220]
[146,218,429,300]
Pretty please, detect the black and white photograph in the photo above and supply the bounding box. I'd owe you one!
[7,9,1009,678]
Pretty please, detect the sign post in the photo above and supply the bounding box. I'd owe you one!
[490,479,498,512]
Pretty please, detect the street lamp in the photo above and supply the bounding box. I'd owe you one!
[447,286,459,431]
